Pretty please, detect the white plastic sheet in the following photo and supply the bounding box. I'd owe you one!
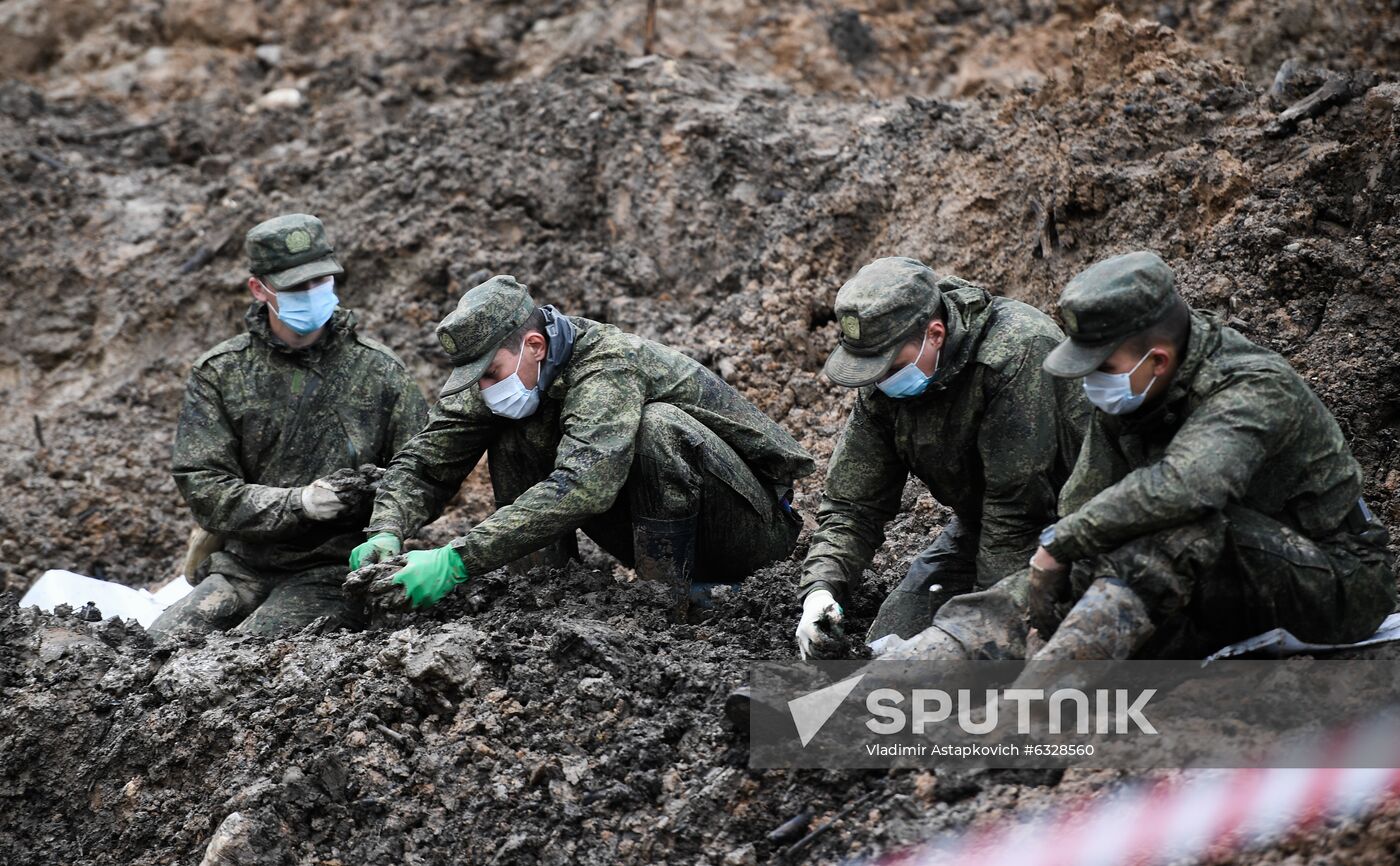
[18,570,193,628]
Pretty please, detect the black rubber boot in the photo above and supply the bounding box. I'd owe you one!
[633,514,699,623]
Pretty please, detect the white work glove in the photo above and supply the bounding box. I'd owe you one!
[795,589,844,660]
[300,478,350,521]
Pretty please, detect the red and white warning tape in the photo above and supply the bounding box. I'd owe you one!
[869,712,1400,866]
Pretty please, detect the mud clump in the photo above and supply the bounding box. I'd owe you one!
[4,1,1400,864]
[319,463,386,514]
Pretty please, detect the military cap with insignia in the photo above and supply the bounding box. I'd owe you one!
[1043,250,1179,378]
[437,275,537,397]
[823,256,944,387]
[245,213,344,290]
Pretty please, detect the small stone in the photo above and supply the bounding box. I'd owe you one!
[254,44,283,67]
[252,88,303,112]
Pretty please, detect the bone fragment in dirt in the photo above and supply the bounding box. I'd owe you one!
[1267,75,1354,137]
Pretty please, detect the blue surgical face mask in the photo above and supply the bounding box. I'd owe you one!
[271,275,338,335]
[1082,349,1157,415]
[877,333,940,399]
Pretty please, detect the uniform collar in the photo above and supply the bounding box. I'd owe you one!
[921,280,992,391]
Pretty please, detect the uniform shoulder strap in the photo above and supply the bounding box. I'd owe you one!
[191,333,252,369]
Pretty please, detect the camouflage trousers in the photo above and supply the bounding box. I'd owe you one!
[490,402,801,582]
[865,516,981,642]
[147,564,361,639]
[919,503,1395,660]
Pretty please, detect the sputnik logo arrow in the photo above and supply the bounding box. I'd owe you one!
[788,674,865,747]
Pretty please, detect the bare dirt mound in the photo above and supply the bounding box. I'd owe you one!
[3,1,1400,864]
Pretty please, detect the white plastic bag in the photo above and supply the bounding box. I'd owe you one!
[18,570,193,629]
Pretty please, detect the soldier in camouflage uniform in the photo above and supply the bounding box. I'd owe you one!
[795,257,1090,658]
[894,250,1394,662]
[350,275,815,620]
[148,214,429,638]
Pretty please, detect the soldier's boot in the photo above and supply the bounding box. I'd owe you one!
[147,572,265,640]
[1032,578,1155,661]
[633,513,699,623]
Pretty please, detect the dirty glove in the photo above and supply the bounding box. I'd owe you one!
[350,531,402,569]
[389,546,470,609]
[1027,546,1070,638]
[181,525,223,586]
[795,589,844,660]
[300,478,350,520]
[318,464,387,513]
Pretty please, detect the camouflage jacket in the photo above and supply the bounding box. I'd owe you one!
[172,305,428,579]
[1046,311,1364,562]
[801,280,1090,601]
[367,317,817,575]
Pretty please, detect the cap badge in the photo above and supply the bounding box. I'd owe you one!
[438,331,457,353]
[1061,307,1078,333]
[285,229,312,253]
[840,315,861,340]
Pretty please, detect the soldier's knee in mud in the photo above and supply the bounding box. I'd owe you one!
[147,574,256,638]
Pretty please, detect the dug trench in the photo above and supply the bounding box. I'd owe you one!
[3,1,1400,863]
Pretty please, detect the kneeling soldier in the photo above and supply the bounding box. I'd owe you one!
[151,214,428,638]
[796,257,1089,658]
[899,250,1394,661]
[351,275,816,620]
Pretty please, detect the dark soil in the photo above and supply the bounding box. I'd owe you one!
[3,1,1400,864]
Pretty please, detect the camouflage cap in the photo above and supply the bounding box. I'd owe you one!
[823,257,943,387]
[245,213,344,290]
[1043,250,1178,378]
[437,275,536,397]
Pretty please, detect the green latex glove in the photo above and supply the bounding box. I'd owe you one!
[350,532,401,569]
[393,546,470,608]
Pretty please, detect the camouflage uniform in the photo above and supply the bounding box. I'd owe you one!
[909,251,1395,661]
[366,278,815,587]
[1040,309,1395,655]
[150,216,428,638]
[800,258,1089,641]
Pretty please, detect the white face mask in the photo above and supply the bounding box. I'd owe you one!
[1082,349,1157,415]
[480,343,541,419]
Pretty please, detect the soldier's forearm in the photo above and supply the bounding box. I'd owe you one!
[182,480,308,540]
[799,548,861,601]
[367,467,462,539]
[450,468,631,575]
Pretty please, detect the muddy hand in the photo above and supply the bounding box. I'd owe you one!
[343,557,408,606]
[1027,548,1070,637]
[321,464,388,513]
[350,531,402,569]
[795,589,845,659]
[181,526,224,586]
[389,547,470,609]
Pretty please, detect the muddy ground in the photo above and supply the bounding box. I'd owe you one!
[3,0,1400,863]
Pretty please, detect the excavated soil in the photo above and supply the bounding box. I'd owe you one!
[3,1,1400,864]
